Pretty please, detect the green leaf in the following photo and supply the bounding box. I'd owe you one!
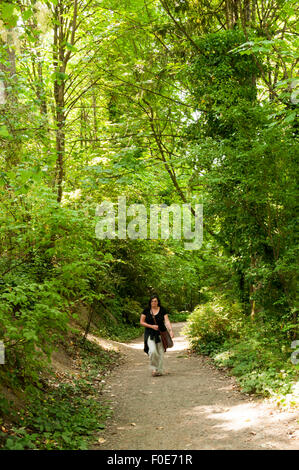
[1,3,18,28]
[65,42,77,52]
[0,125,11,138]
[283,112,296,124]
[23,9,34,21]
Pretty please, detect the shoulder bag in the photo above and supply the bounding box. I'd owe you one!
[151,310,174,352]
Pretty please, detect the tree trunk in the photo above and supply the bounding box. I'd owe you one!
[52,0,78,203]
[250,283,256,319]
[0,28,20,168]
[225,0,257,29]
[55,111,65,203]
[0,29,16,102]
[249,254,260,319]
[92,87,98,140]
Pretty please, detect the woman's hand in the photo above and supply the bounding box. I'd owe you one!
[164,314,174,338]
[139,314,160,331]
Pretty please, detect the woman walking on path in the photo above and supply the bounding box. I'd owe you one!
[140,294,174,377]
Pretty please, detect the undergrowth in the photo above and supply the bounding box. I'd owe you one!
[211,333,298,401]
[186,299,299,406]
[170,311,190,322]
[97,323,143,342]
[0,336,120,450]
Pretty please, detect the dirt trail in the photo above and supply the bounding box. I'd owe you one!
[93,322,298,450]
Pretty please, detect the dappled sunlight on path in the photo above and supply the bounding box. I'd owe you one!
[91,322,299,450]
[120,325,189,352]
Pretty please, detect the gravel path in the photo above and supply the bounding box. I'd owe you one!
[93,322,299,450]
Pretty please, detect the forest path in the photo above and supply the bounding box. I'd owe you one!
[92,322,298,450]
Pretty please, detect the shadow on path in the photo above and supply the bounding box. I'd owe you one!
[91,323,299,450]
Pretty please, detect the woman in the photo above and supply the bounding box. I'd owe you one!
[140,294,174,377]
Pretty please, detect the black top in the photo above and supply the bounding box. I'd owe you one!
[142,306,167,355]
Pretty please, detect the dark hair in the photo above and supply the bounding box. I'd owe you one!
[148,294,161,308]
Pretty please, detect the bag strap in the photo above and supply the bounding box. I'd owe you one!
[150,309,160,329]
[151,309,167,333]
[150,309,157,324]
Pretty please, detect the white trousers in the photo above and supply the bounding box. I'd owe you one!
[147,336,164,374]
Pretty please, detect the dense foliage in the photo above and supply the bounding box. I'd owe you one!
[0,0,298,449]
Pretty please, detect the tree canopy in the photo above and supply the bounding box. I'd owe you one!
[0,0,298,440]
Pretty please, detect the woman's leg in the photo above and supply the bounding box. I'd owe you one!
[147,337,164,375]
[156,340,164,374]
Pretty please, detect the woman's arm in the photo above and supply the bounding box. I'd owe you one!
[140,314,159,330]
[164,314,174,338]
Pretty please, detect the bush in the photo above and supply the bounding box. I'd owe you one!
[98,322,143,342]
[120,298,143,325]
[0,337,119,450]
[170,311,190,322]
[0,279,69,388]
[185,297,243,354]
[212,323,298,398]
